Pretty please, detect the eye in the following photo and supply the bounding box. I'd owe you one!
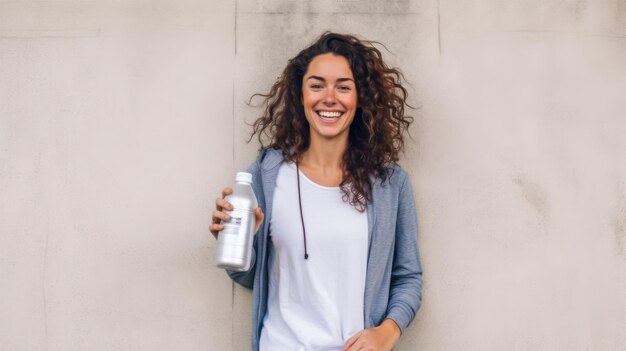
[338,85,352,92]
[310,84,323,90]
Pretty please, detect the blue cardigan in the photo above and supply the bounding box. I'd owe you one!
[227,148,423,350]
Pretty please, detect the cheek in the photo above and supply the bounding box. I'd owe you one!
[345,95,358,110]
[302,92,317,108]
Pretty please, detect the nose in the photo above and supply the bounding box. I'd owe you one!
[323,88,336,105]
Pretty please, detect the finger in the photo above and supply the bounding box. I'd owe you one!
[216,198,233,211]
[221,187,233,198]
[343,331,361,351]
[209,223,224,231]
[212,210,230,223]
[208,223,224,238]
[253,208,264,233]
[346,341,363,351]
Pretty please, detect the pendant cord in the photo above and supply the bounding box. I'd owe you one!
[296,161,309,260]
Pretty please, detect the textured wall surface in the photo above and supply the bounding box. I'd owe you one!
[1,0,625,350]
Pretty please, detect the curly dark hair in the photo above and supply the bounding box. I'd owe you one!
[250,32,413,211]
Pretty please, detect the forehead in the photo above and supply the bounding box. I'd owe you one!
[304,53,354,79]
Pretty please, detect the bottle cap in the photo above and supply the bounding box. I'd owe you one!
[236,172,253,183]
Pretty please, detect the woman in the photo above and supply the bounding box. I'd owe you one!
[210,32,423,351]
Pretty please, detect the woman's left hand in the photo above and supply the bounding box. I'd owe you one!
[342,319,401,351]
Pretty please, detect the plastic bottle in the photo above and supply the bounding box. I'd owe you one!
[215,172,258,272]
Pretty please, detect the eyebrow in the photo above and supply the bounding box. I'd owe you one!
[306,75,354,83]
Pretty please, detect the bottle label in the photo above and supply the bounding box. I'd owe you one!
[229,217,242,226]
[220,209,253,248]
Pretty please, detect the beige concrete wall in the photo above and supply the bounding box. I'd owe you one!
[1,0,625,350]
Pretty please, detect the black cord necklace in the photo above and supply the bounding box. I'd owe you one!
[295,161,309,259]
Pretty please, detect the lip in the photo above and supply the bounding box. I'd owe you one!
[315,110,345,120]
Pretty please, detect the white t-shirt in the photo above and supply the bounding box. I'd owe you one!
[259,162,369,351]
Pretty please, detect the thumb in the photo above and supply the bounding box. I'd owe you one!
[253,207,264,233]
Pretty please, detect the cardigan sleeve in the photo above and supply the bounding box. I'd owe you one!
[385,172,424,332]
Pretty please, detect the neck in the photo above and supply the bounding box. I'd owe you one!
[301,135,348,171]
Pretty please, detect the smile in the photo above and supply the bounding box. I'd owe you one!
[316,110,344,122]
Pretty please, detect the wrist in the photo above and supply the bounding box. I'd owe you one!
[381,318,401,340]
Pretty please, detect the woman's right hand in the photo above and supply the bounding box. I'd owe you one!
[209,187,264,239]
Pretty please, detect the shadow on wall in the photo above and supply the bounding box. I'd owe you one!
[512,176,549,225]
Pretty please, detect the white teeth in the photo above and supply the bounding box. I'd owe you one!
[318,111,342,118]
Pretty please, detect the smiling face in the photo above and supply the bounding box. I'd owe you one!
[301,53,358,144]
